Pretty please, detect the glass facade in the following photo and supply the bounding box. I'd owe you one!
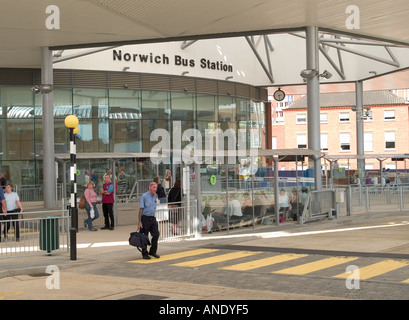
[0,85,265,189]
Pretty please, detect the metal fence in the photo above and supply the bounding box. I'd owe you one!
[345,185,409,215]
[76,199,199,241]
[299,189,336,225]
[299,185,409,225]
[0,211,70,259]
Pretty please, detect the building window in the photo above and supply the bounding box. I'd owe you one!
[320,113,327,123]
[340,133,350,151]
[272,136,277,149]
[297,134,307,149]
[339,112,350,122]
[385,131,396,149]
[385,163,396,170]
[384,110,395,121]
[320,134,328,152]
[296,113,307,124]
[364,132,373,151]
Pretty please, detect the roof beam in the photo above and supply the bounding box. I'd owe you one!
[245,36,274,84]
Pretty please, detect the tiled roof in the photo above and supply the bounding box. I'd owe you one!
[287,90,407,109]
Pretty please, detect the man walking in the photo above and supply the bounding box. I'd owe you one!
[100,174,115,230]
[138,181,160,260]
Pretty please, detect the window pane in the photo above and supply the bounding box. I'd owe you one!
[385,131,395,149]
[171,92,195,121]
[218,96,236,123]
[141,90,169,121]
[364,132,373,151]
[296,114,307,124]
[197,94,216,122]
[384,110,395,120]
[297,134,307,148]
[339,112,350,122]
[340,133,350,151]
[73,88,109,152]
[320,134,328,151]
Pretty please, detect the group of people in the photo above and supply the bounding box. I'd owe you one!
[277,188,309,221]
[82,173,114,231]
[0,176,24,242]
[80,169,179,260]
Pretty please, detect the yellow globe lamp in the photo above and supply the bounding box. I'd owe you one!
[64,115,79,129]
[73,126,80,135]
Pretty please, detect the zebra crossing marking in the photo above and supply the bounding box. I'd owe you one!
[220,253,308,271]
[272,256,359,275]
[128,248,409,283]
[333,259,409,280]
[172,251,260,267]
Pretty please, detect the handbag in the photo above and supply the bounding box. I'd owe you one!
[79,195,86,209]
[129,230,151,252]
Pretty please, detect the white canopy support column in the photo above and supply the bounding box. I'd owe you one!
[355,80,365,182]
[42,47,56,209]
[306,26,322,190]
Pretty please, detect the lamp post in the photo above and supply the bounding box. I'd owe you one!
[64,115,79,261]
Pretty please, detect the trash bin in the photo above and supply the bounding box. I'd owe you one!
[40,216,59,253]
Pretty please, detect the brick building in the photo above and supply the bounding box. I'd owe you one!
[271,90,409,171]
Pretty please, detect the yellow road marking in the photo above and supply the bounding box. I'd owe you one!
[220,254,308,271]
[273,256,358,275]
[334,259,409,280]
[172,251,260,267]
[129,248,219,264]
[0,291,23,300]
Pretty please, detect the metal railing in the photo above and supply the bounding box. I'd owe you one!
[345,185,409,215]
[0,210,70,259]
[156,201,199,241]
[299,189,336,225]
[75,199,199,241]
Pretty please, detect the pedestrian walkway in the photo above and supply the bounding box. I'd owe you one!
[0,210,408,300]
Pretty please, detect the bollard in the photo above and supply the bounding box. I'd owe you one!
[70,227,77,261]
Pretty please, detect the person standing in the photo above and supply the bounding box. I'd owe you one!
[168,179,182,235]
[163,169,173,192]
[138,181,160,260]
[100,174,115,230]
[83,181,99,231]
[0,186,6,242]
[0,173,6,189]
[4,183,23,241]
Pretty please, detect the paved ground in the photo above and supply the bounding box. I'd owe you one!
[1,210,409,305]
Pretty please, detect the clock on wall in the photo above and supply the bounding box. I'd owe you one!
[273,88,285,101]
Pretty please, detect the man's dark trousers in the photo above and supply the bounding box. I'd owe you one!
[141,215,160,256]
[102,203,114,228]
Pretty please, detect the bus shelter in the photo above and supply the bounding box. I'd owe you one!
[324,154,409,187]
[55,148,322,229]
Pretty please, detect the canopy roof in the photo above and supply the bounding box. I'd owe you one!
[324,154,409,161]
[2,0,409,89]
